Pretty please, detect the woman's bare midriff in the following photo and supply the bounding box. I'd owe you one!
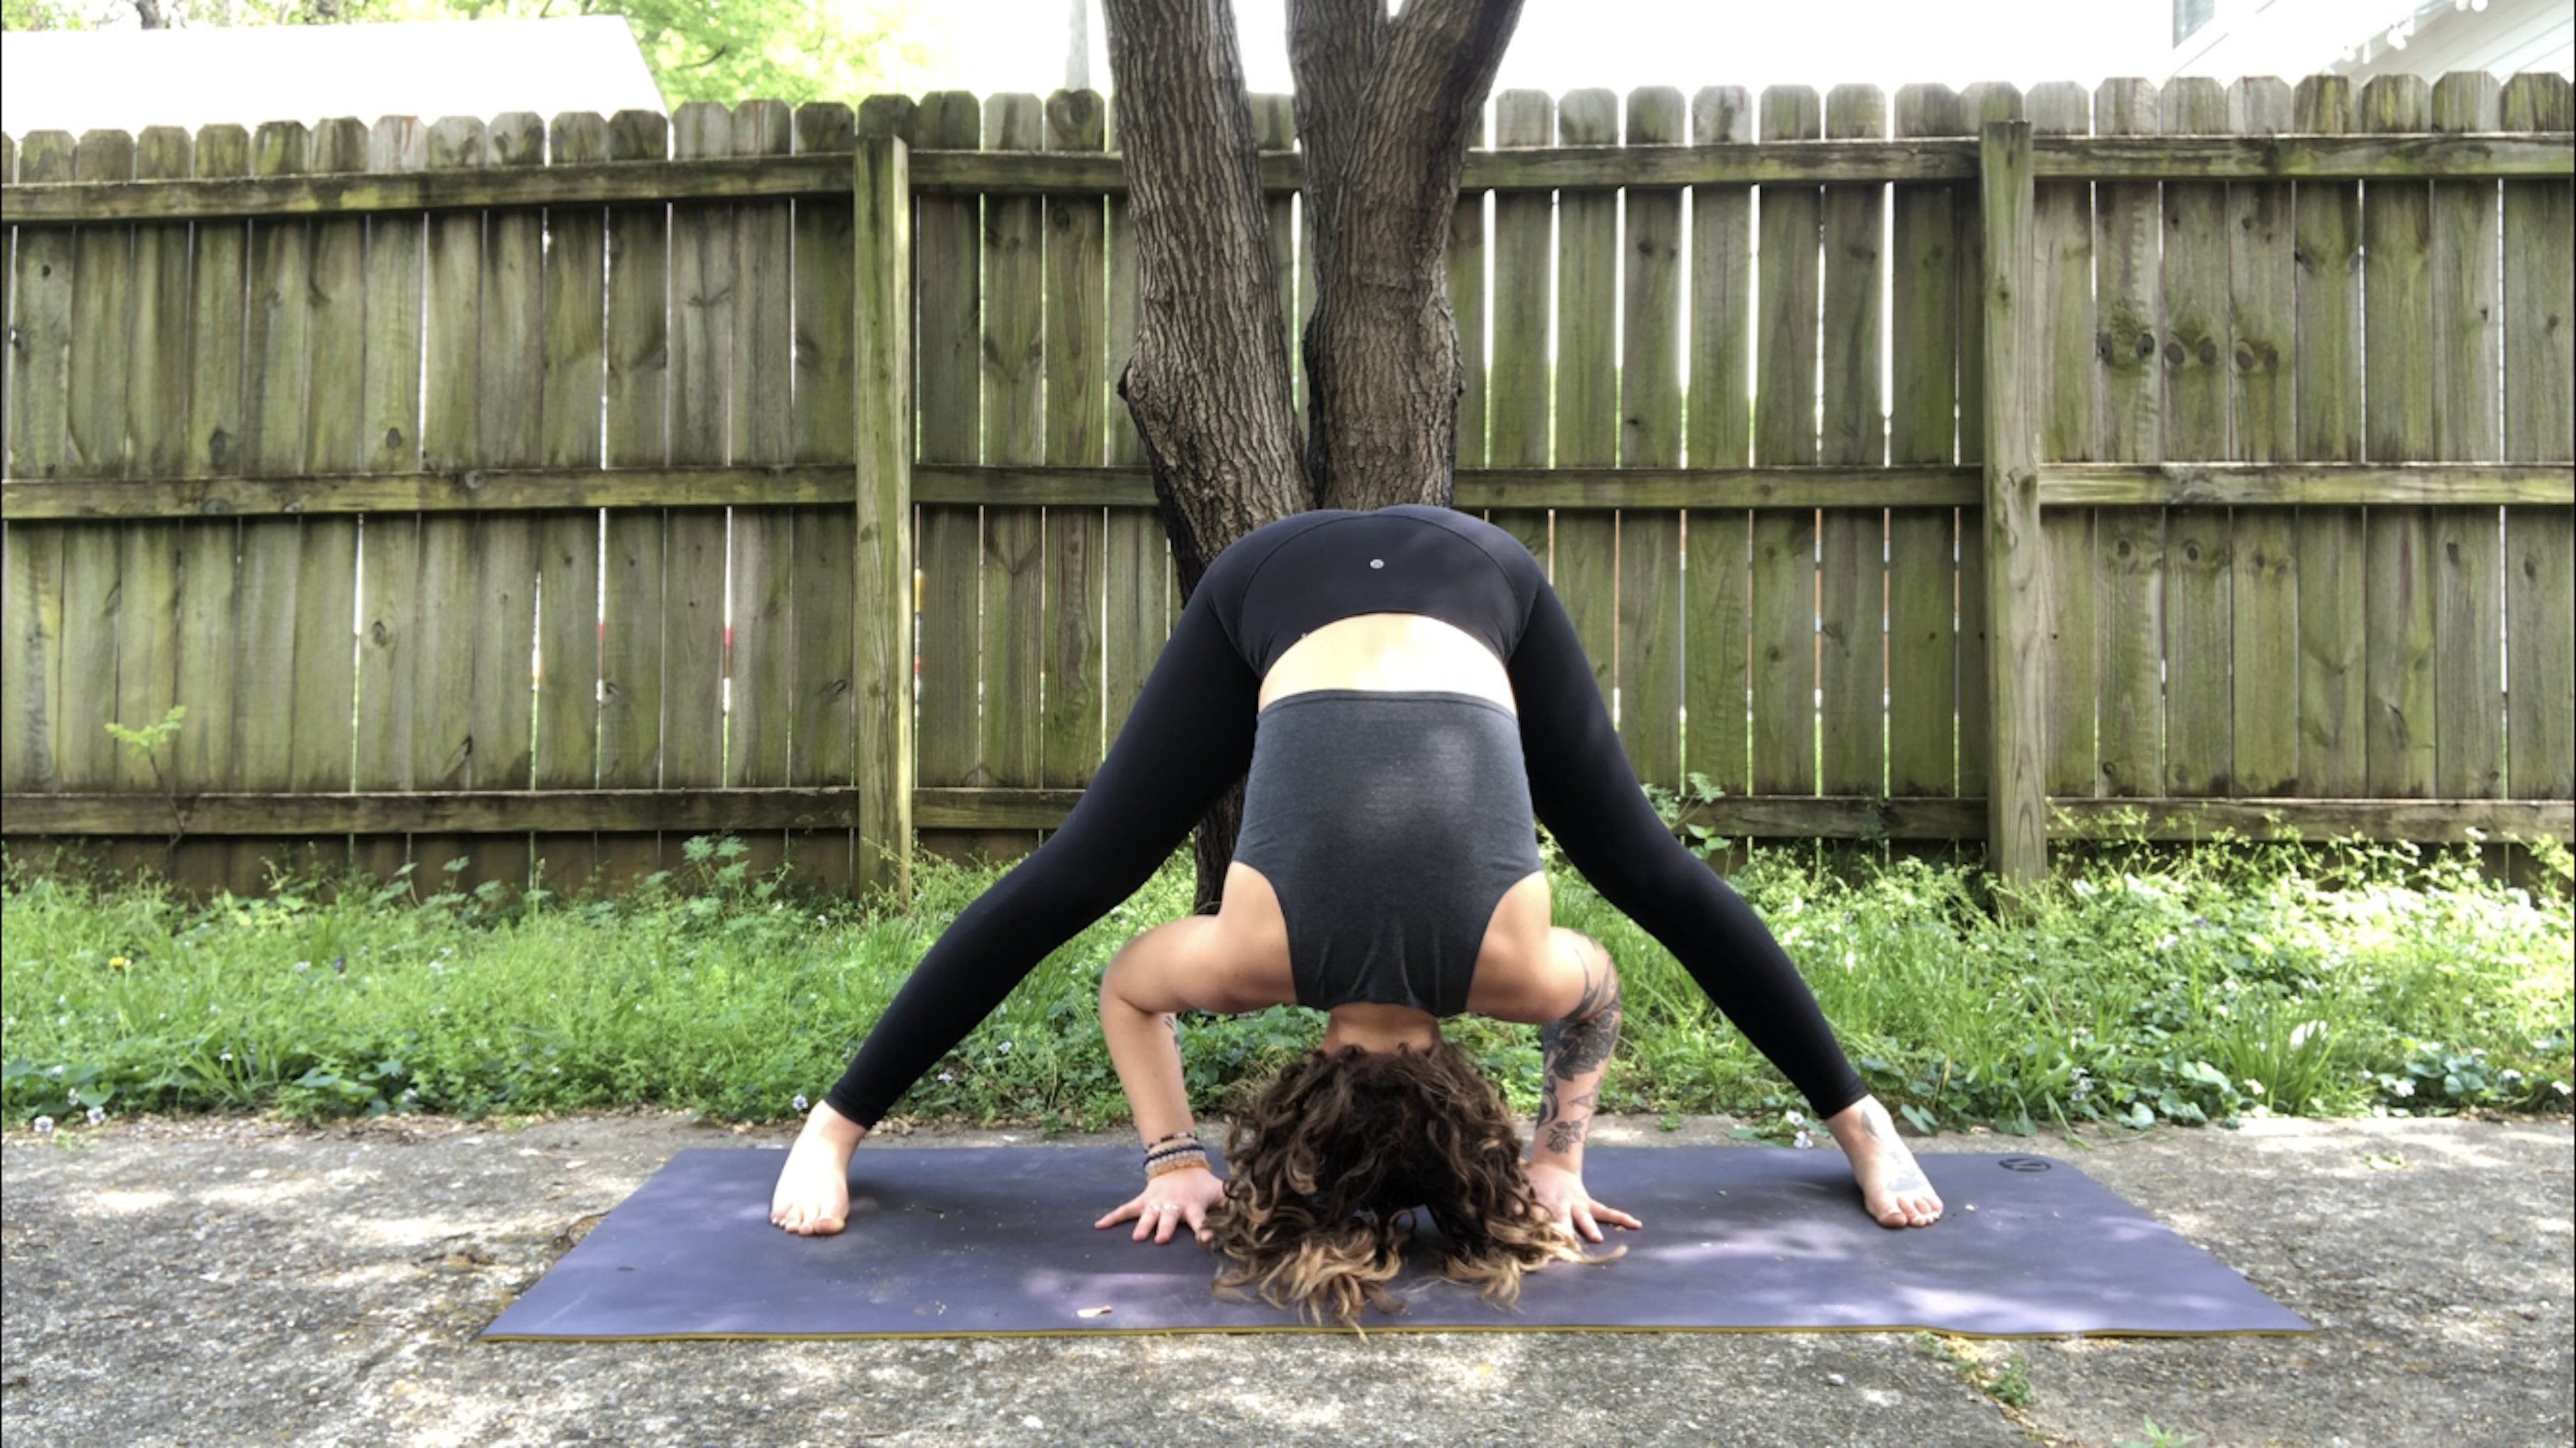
[1257,614,1515,713]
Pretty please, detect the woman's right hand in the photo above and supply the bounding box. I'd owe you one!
[1095,1166,1227,1245]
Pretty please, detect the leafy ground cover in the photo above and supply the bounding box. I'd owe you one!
[4,833,2567,1136]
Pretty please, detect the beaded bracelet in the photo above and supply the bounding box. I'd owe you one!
[1145,1147,1210,1179]
[1142,1129,1198,1151]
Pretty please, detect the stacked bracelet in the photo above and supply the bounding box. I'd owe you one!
[1145,1146,1210,1179]
[1144,1133,1208,1178]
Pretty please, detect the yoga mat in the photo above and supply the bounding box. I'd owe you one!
[484,1146,2312,1340]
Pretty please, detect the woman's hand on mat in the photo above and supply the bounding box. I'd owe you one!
[1097,1168,1224,1245]
[1526,1162,1640,1243]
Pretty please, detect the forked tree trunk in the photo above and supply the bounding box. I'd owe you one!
[1102,0,1523,907]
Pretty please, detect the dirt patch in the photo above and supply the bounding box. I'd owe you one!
[3,1112,2567,1447]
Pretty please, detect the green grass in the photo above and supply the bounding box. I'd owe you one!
[3,833,2568,1134]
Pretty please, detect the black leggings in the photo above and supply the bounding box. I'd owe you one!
[822,577,1869,1125]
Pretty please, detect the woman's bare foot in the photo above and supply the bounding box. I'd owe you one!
[1823,1095,1943,1228]
[771,1101,867,1235]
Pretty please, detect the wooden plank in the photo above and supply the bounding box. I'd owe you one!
[284,118,366,877]
[1484,91,1555,570]
[785,101,861,895]
[2502,74,2575,812]
[2222,80,2298,799]
[912,92,986,865]
[1618,87,1685,788]
[111,126,191,877]
[976,93,1046,863]
[1683,86,1754,795]
[718,101,796,882]
[1978,119,2047,886]
[1552,89,1620,722]
[1817,85,1885,801]
[530,111,610,894]
[1953,84,2021,805]
[2035,462,2567,506]
[15,132,2576,225]
[14,459,2560,520]
[1,129,12,471]
[2361,76,2437,801]
[2023,82,2098,801]
[2288,78,2369,801]
[2158,78,2231,799]
[1,524,60,799]
[170,125,248,894]
[349,119,425,887]
[1449,103,1489,476]
[57,129,136,872]
[1251,95,1301,421]
[594,109,672,891]
[1099,99,1161,748]
[1042,91,1109,800]
[231,121,318,889]
[1751,85,1821,798]
[405,116,486,891]
[462,113,543,895]
[847,128,913,899]
[1884,85,1966,804]
[2091,81,2163,800]
[18,786,2566,848]
[2428,74,2506,819]
[660,103,734,871]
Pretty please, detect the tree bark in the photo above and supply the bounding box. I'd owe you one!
[1102,0,1522,907]
[1292,0,1522,510]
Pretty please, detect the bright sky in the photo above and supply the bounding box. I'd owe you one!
[919,0,2163,101]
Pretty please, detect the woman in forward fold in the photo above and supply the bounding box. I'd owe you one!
[771,506,1943,1315]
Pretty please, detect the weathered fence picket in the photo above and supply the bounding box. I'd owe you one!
[2,76,2570,899]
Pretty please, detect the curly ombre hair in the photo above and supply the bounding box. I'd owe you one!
[1208,1039,1613,1325]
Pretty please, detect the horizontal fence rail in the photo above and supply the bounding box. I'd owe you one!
[4,134,2571,222]
[5,74,2573,899]
[5,463,2570,520]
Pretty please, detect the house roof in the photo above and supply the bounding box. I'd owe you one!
[1,16,665,140]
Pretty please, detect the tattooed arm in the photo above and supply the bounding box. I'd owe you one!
[1526,933,1640,1241]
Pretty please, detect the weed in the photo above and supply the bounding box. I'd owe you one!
[1915,1332,2035,1407]
[4,830,2568,1133]
[2115,1416,2202,1448]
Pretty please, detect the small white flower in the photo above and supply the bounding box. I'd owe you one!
[220,1052,233,1062]
[32,1116,54,1134]
[1792,1130,1815,1150]
[1784,1110,1804,1127]
[85,1106,105,1125]
[2243,1080,2265,1097]
[2392,1079,2416,1098]
[998,1040,1014,1054]
[792,1095,810,1113]
[938,1071,956,1083]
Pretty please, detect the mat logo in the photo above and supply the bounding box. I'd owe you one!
[1996,1157,2053,1173]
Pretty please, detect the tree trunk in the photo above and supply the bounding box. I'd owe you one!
[1102,0,1522,908]
[1291,0,1522,512]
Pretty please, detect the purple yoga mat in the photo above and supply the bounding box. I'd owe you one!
[483,1146,2312,1339]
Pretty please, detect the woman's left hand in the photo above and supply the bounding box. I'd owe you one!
[1527,1161,1641,1243]
[1095,1166,1226,1245]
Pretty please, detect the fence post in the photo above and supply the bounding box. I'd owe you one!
[853,135,914,899]
[1978,119,2049,888]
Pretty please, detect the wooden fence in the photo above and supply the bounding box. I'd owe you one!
[3,74,2571,899]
